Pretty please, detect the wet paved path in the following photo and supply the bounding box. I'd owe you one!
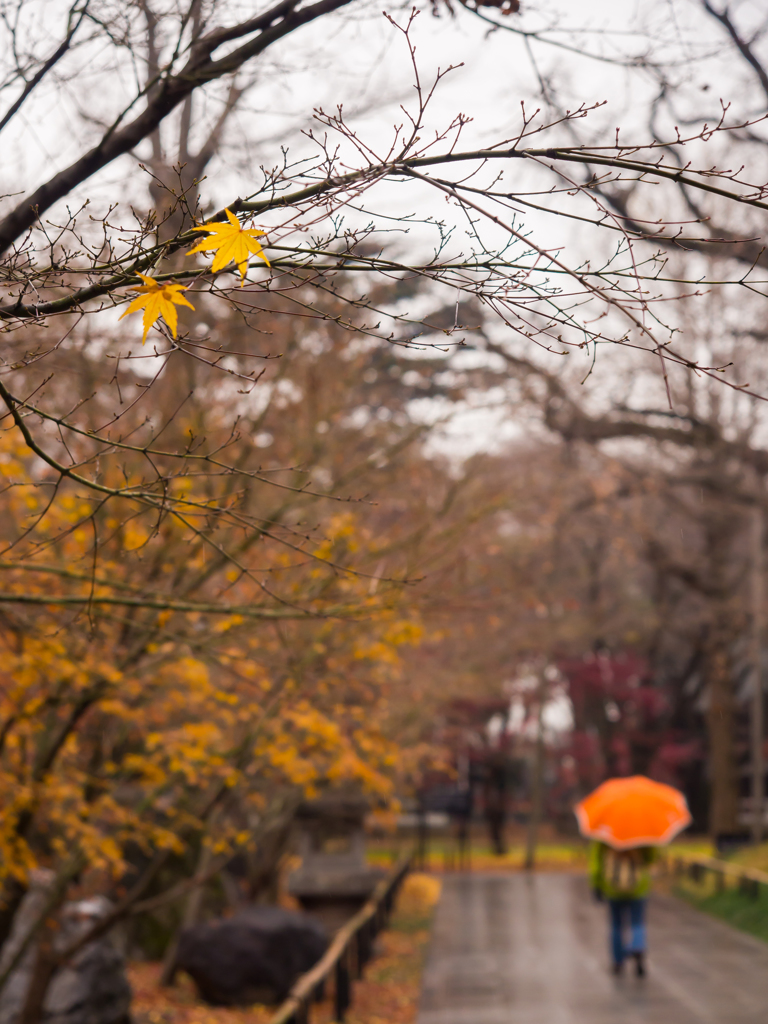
[417,873,768,1024]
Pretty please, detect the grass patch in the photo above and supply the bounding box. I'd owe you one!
[674,881,768,944]
[667,839,716,858]
[370,838,715,874]
[369,842,589,872]
[668,839,768,944]
[728,841,768,875]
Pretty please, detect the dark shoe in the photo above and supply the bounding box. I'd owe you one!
[611,960,624,976]
[634,952,646,978]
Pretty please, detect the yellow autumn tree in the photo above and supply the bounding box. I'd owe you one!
[0,266,473,1002]
[0,425,429,968]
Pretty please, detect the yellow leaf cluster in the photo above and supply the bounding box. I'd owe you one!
[118,272,194,343]
[188,208,270,283]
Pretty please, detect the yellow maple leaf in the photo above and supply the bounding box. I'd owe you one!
[188,208,270,284]
[119,272,195,343]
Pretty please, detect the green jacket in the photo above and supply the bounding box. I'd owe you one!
[589,841,656,899]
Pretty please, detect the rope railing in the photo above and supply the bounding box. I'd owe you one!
[661,850,768,901]
[269,855,412,1024]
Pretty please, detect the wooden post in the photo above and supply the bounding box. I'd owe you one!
[335,949,350,1021]
[268,857,411,1024]
[417,801,428,871]
[751,505,764,845]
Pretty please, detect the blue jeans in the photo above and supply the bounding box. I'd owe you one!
[608,898,646,965]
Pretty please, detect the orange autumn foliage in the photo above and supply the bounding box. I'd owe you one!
[0,424,426,893]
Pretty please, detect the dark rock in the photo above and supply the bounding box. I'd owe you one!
[173,905,328,1006]
[44,937,131,1024]
[0,882,131,1024]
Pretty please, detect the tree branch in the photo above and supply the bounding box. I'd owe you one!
[0,1,90,135]
[0,0,355,253]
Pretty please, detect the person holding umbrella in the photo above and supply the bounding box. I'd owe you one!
[589,841,656,976]
[575,776,692,978]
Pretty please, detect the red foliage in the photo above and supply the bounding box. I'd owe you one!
[557,652,701,797]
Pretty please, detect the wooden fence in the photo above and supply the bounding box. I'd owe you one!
[269,855,412,1024]
[662,851,768,900]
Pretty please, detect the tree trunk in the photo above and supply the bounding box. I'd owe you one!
[0,879,27,954]
[706,625,740,837]
[17,930,56,1024]
[524,677,546,871]
[159,837,215,987]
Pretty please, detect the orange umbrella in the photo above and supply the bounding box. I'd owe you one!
[574,775,692,849]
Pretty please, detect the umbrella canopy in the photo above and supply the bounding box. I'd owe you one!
[574,775,692,849]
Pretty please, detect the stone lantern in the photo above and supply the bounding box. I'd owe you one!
[287,796,385,932]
